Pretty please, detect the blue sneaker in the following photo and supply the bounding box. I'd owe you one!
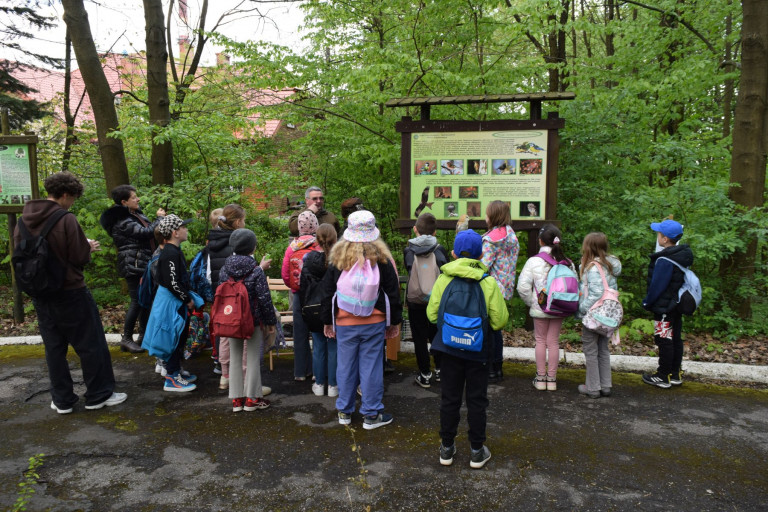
[179,369,197,383]
[164,373,197,392]
[363,412,393,430]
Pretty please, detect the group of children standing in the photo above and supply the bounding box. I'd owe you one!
[124,190,692,469]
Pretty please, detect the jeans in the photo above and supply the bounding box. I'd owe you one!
[124,275,149,338]
[408,304,440,375]
[581,326,612,392]
[312,332,337,387]
[292,292,312,378]
[533,317,565,377]
[335,322,386,417]
[654,312,683,376]
[33,287,115,408]
[439,353,489,450]
[165,312,190,376]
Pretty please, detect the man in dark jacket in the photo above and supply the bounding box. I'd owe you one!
[289,186,340,236]
[99,184,165,352]
[14,172,126,414]
[642,219,694,389]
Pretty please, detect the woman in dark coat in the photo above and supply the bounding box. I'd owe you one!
[100,185,165,352]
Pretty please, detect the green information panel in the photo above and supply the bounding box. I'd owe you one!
[0,143,33,205]
[409,130,547,221]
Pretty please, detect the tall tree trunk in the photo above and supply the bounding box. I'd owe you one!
[721,0,768,319]
[144,0,174,185]
[62,29,76,173]
[722,1,735,139]
[61,0,129,193]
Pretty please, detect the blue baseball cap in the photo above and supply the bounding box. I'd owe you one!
[453,229,483,259]
[650,219,683,239]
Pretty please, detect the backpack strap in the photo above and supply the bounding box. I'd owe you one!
[18,209,70,241]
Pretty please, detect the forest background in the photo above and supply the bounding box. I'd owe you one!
[1,0,766,360]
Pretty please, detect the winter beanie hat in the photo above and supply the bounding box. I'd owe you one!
[230,228,257,255]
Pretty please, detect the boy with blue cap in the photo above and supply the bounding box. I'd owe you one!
[642,219,694,388]
[427,229,508,469]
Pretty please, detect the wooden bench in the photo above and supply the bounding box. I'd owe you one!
[267,278,293,371]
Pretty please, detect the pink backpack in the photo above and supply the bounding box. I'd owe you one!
[582,262,623,344]
[333,259,390,326]
[534,252,579,317]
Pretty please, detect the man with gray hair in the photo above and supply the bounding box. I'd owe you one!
[289,186,340,236]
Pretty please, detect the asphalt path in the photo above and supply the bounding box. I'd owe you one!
[1,344,766,511]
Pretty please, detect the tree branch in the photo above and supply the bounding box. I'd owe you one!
[619,0,717,54]
[114,89,149,105]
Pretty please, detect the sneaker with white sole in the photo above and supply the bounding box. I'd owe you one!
[312,383,325,396]
[470,445,491,469]
[164,373,197,392]
[533,374,547,391]
[546,376,557,391]
[327,385,339,397]
[155,358,167,376]
[439,443,456,466]
[262,386,272,397]
[414,372,432,388]
[642,372,671,389]
[338,411,352,425]
[434,368,441,383]
[85,392,128,410]
[363,412,393,430]
[179,369,196,383]
[50,401,73,414]
[219,376,229,390]
[232,397,245,413]
[244,397,270,411]
[669,369,684,386]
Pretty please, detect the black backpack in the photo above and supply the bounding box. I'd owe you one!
[12,209,71,297]
[298,252,327,333]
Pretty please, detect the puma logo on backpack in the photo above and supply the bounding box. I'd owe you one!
[438,276,489,353]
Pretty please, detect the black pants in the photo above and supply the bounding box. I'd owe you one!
[439,353,489,450]
[408,304,441,374]
[124,275,149,338]
[492,329,503,364]
[33,287,115,408]
[654,311,683,376]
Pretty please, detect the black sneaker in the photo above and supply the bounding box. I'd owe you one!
[414,372,432,388]
[363,412,393,430]
[642,372,671,389]
[439,443,456,466]
[384,359,395,374]
[434,368,441,383]
[470,445,491,469]
[669,369,684,386]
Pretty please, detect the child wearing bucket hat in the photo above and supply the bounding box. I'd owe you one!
[319,211,403,429]
[642,219,694,388]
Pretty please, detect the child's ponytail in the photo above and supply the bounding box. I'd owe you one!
[539,224,568,262]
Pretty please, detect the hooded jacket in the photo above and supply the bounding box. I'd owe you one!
[99,205,161,278]
[481,225,520,300]
[205,228,234,288]
[219,254,277,328]
[643,244,694,314]
[426,258,509,362]
[577,255,622,319]
[13,199,91,291]
[403,234,450,307]
[517,246,577,319]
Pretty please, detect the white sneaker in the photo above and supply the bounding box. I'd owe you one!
[262,386,272,396]
[312,383,325,396]
[327,385,339,397]
[219,376,229,390]
[50,401,73,414]
[155,358,167,377]
[85,392,128,410]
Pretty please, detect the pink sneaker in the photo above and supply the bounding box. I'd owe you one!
[532,374,547,391]
[546,376,557,391]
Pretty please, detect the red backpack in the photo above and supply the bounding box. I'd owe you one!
[288,243,319,291]
[211,276,254,339]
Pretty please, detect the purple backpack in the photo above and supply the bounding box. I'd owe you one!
[534,253,579,317]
